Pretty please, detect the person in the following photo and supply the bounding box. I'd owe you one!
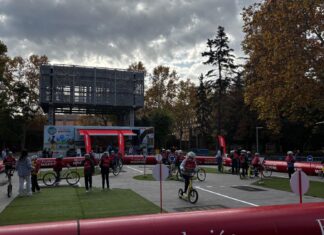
[1,148,7,160]
[16,150,32,196]
[53,155,64,184]
[231,150,239,174]
[180,151,198,196]
[99,152,110,190]
[31,155,41,193]
[3,151,16,177]
[239,150,249,177]
[251,152,262,177]
[285,151,295,179]
[216,147,223,172]
[82,153,95,192]
[175,150,183,172]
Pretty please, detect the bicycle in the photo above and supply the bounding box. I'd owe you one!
[176,167,206,182]
[42,165,80,186]
[239,162,272,179]
[178,172,199,204]
[7,169,14,198]
[111,158,123,176]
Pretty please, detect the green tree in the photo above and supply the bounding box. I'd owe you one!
[150,109,173,148]
[202,26,237,135]
[242,1,324,134]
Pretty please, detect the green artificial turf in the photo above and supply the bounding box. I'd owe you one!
[0,187,160,226]
[253,177,324,198]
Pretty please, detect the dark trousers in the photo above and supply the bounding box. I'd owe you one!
[241,163,248,176]
[183,175,191,193]
[288,167,295,179]
[232,159,238,174]
[84,172,92,190]
[55,170,61,183]
[101,171,110,189]
[31,174,40,192]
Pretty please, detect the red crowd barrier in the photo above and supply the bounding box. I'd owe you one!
[1,202,324,235]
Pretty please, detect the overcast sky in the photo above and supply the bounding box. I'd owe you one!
[0,0,259,82]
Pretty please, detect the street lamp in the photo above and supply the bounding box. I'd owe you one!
[256,126,263,153]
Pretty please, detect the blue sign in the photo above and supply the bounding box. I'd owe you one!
[307,155,313,162]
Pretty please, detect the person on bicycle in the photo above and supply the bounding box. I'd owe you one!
[99,152,110,190]
[31,155,41,193]
[53,155,64,184]
[251,153,263,177]
[285,151,295,179]
[3,151,16,177]
[180,151,198,197]
[82,153,95,192]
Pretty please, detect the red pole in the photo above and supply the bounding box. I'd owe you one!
[298,170,302,204]
[159,162,163,213]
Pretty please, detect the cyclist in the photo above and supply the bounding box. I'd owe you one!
[251,152,263,177]
[99,152,110,190]
[180,151,198,197]
[3,151,16,177]
[53,155,64,184]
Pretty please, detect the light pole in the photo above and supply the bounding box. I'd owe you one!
[256,127,263,153]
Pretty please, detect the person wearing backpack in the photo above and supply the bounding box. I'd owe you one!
[285,151,295,179]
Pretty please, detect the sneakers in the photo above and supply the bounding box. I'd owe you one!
[85,190,89,193]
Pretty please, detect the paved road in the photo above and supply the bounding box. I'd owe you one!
[0,165,323,214]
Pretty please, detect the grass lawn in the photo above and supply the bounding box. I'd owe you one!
[0,187,160,226]
[252,177,324,198]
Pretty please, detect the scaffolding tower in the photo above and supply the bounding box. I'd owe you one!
[39,64,144,126]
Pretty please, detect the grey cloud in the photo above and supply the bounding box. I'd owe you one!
[0,0,259,76]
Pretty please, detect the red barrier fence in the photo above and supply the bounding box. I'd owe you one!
[1,202,324,235]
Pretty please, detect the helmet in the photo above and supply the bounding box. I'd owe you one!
[103,151,109,155]
[31,155,38,160]
[247,151,251,154]
[255,152,260,156]
[8,151,13,155]
[56,155,63,159]
[230,150,235,154]
[85,153,90,158]
[187,151,196,158]
[287,151,293,155]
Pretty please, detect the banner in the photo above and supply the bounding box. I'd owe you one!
[217,135,226,154]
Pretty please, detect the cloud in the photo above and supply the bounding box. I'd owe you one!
[0,0,259,82]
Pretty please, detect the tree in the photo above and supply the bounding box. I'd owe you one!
[150,109,173,148]
[3,55,49,149]
[195,74,212,147]
[242,1,324,134]
[128,61,147,75]
[0,40,8,81]
[202,26,237,135]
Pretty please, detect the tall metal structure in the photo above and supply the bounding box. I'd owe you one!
[39,64,144,126]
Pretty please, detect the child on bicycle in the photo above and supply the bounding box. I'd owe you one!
[99,152,110,189]
[53,155,64,184]
[31,155,41,193]
[3,151,16,177]
[180,151,197,196]
[83,153,95,192]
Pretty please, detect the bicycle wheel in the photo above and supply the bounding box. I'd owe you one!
[197,168,206,181]
[43,172,56,186]
[188,189,198,204]
[66,171,80,185]
[118,159,123,170]
[112,166,120,176]
[262,167,272,178]
[7,184,12,198]
[178,188,184,198]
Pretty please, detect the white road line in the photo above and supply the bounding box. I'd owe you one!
[196,186,259,207]
[126,166,144,173]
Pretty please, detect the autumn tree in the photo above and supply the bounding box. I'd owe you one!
[3,55,49,149]
[242,1,324,135]
[202,26,237,135]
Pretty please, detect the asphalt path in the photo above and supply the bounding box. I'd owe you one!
[0,165,324,214]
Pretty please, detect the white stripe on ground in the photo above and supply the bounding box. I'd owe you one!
[126,166,144,173]
[196,186,259,207]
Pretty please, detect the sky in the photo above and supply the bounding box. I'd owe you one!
[0,0,260,82]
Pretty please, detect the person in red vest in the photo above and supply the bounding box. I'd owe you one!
[53,155,64,184]
[82,154,95,192]
[99,152,110,190]
[285,151,295,179]
[251,152,263,177]
[31,155,41,193]
[3,151,16,177]
[180,151,197,196]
